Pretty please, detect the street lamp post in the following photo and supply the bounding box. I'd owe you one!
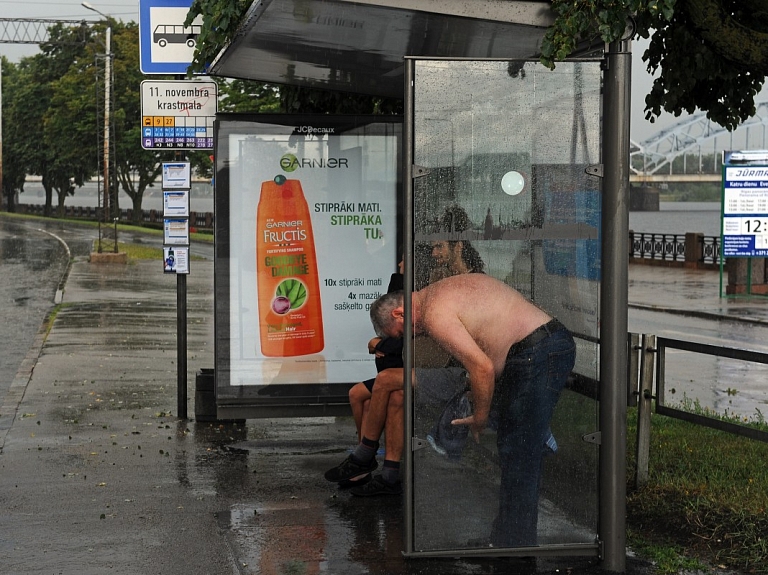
[82,2,112,250]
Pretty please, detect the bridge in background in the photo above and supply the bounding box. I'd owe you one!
[631,100,768,179]
[629,173,721,183]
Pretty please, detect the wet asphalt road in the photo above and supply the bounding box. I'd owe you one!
[0,216,212,412]
[0,218,79,404]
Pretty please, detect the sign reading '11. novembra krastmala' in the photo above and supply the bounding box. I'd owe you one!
[140,80,217,150]
[722,151,768,257]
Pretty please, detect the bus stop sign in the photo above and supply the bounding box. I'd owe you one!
[139,0,202,74]
[141,80,217,149]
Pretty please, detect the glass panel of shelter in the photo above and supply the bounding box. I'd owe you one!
[409,59,602,554]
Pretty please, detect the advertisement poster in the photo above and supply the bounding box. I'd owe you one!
[218,117,401,388]
[163,246,189,274]
[722,151,768,257]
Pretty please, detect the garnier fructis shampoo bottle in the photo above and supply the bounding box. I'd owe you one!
[257,175,324,357]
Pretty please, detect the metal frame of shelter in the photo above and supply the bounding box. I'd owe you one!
[209,1,631,571]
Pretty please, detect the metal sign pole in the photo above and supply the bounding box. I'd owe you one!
[177,271,187,418]
[162,160,192,419]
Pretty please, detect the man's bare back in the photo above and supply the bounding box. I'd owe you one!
[414,274,552,376]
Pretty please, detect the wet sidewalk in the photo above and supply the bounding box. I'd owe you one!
[629,264,768,325]
[0,257,757,574]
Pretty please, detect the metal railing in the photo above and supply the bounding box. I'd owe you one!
[631,232,685,261]
[630,231,720,266]
[18,204,215,230]
[631,333,768,486]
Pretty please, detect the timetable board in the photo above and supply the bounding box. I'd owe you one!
[141,115,213,149]
[140,80,216,150]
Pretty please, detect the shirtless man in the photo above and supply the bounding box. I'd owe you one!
[325,273,576,547]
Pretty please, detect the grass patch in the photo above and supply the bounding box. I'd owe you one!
[117,242,163,260]
[627,530,708,574]
[92,242,207,261]
[0,211,213,243]
[42,303,74,340]
[627,407,768,574]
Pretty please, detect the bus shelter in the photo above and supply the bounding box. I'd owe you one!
[209,0,630,570]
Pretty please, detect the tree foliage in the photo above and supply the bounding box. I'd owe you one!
[2,20,225,221]
[1,58,27,212]
[217,78,280,113]
[107,21,165,221]
[43,24,99,215]
[542,0,768,131]
[186,0,768,130]
[184,0,250,75]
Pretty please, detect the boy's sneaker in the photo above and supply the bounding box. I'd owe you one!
[324,455,378,483]
[349,474,402,497]
[337,473,372,489]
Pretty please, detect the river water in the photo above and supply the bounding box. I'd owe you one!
[19,187,721,237]
[629,201,721,236]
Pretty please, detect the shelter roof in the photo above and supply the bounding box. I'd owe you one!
[209,0,556,98]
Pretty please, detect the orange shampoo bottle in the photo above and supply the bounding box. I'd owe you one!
[256,176,324,357]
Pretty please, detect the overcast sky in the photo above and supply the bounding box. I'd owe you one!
[0,1,742,142]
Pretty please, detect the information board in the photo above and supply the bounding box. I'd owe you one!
[214,115,402,412]
[163,190,190,217]
[164,218,190,245]
[141,80,217,149]
[722,151,768,257]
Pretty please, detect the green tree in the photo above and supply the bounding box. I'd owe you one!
[1,58,28,212]
[108,22,167,222]
[44,33,100,215]
[12,22,96,217]
[56,20,175,223]
[542,0,768,131]
[217,78,280,113]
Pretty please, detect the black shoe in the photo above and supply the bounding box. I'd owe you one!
[350,474,402,497]
[324,455,378,483]
[337,473,372,489]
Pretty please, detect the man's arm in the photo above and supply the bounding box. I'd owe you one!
[426,315,495,441]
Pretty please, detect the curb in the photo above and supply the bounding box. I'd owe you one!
[628,302,768,326]
[0,314,49,453]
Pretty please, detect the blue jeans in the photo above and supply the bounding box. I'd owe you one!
[489,322,576,548]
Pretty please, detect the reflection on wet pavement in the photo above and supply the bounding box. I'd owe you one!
[0,218,71,402]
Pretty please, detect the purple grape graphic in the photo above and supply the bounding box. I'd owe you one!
[272,296,291,314]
